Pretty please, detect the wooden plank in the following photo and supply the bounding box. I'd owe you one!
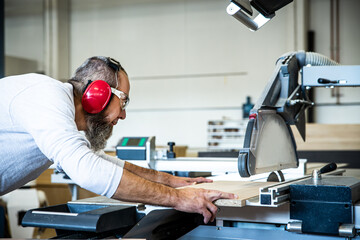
[69,196,144,208]
[180,181,274,207]
[291,124,360,150]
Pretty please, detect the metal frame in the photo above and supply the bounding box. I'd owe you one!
[302,65,360,87]
[248,169,345,207]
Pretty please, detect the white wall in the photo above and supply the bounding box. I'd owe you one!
[69,0,303,149]
[309,0,360,124]
[5,0,359,150]
[4,0,44,73]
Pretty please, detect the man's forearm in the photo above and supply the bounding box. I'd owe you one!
[112,168,177,206]
[124,161,172,186]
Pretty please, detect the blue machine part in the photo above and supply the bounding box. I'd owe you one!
[180,225,349,240]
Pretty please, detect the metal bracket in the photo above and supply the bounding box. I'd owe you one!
[246,169,345,207]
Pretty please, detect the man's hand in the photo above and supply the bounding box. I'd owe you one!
[113,168,237,224]
[168,176,213,188]
[173,188,237,224]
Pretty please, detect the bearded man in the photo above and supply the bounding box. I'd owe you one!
[0,56,235,224]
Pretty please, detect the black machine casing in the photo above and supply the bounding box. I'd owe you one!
[22,202,202,239]
[290,176,360,235]
[22,203,140,237]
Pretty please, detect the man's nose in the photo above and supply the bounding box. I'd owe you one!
[119,109,126,120]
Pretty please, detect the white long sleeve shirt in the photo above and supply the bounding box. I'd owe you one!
[0,73,124,197]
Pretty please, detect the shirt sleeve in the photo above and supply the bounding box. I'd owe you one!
[10,82,123,198]
[96,150,126,168]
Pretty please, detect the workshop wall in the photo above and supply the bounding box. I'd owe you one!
[4,0,44,73]
[4,0,360,149]
[69,0,302,149]
[309,0,360,124]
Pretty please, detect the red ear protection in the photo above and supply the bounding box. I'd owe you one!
[81,80,112,114]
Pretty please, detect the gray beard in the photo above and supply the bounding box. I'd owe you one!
[84,113,113,152]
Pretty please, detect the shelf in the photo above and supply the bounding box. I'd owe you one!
[207,119,248,151]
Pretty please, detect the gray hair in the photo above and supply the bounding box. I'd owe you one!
[69,56,119,99]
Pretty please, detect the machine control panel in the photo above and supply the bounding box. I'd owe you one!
[116,137,154,160]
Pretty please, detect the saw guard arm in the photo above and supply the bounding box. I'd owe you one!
[238,51,338,177]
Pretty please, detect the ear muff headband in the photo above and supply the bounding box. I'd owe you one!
[82,80,112,114]
[107,58,121,72]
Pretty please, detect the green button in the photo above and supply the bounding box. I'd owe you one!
[139,138,146,146]
[122,138,129,146]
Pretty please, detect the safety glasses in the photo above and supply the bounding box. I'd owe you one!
[111,88,130,111]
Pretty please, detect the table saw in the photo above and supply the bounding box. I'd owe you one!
[22,51,360,239]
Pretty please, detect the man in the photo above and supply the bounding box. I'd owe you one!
[0,56,236,223]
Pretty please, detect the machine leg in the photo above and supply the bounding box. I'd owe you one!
[216,219,224,227]
[69,184,78,201]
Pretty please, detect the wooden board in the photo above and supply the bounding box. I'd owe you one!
[180,181,274,207]
[291,124,360,150]
[69,196,144,208]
